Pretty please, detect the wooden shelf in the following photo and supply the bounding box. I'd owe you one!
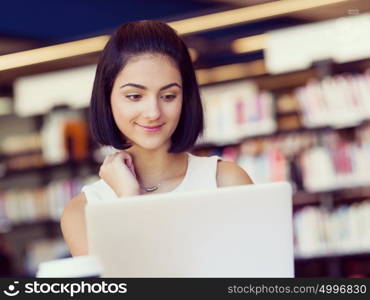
[295,251,370,262]
[293,185,370,207]
[255,57,370,91]
[1,158,99,179]
[1,219,60,234]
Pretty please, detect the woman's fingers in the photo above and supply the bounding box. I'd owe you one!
[98,150,140,198]
[102,151,135,174]
[105,153,115,164]
[120,152,136,176]
[116,152,137,177]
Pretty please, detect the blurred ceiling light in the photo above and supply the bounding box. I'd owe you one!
[0,0,348,71]
[0,35,109,71]
[169,0,349,34]
[231,34,266,54]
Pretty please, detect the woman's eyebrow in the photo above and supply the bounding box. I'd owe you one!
[159,83,182,91]
[120,83,182,90]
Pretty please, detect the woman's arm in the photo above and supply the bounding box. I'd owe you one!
[60,193,89,256]
[216,160,254,187]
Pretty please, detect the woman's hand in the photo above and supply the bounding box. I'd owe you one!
[99,151,140,198]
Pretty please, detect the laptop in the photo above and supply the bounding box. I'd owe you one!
[85,181,294,277]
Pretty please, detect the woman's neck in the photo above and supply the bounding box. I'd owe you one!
[125,146,188,188]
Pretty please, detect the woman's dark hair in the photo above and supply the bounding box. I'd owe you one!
[89,20,204,153]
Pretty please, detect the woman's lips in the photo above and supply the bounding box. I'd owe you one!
[137,123,164,132]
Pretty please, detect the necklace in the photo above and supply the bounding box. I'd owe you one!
[140,182,161,192]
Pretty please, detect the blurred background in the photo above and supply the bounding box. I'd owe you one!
[1,0,370,277]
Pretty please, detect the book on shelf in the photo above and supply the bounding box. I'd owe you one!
[0,110,89,173]
[301,127,370,192]
[295,70,370,129]
[25,238,70,276]
[0,133,42,157]
[41,109,89,164]
[198,80,276,146]
[0,177,91,228]
[294,200,370,258]
[194,123,370,193]
[0,97,13,116]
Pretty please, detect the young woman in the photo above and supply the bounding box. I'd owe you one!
[61,20,253,256]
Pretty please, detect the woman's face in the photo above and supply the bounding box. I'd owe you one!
[110,53,183,151]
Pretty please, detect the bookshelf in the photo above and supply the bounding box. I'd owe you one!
[295,252,370,278]
[0,220,65,276]
[1,157,98,180]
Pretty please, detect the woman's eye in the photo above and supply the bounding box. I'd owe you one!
[161,94,176,101]
[126,94,141,101]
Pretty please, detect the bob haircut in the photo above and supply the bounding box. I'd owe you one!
[89,20,204,153]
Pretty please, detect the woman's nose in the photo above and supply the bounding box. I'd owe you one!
[143,97,161,120]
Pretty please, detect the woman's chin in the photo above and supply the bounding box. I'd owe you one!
[133,139,169,150]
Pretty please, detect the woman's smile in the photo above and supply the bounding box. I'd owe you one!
[136,123,165,132]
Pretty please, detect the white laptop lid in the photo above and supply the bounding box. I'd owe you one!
[85,181,294,277]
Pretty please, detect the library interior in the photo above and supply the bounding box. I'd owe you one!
[1,0,370,277]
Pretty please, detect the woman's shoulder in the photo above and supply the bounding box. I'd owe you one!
[82,178,108,191]
[188,152,253,186]
[81,178,118,202]
[61,192,89,256]
[188,152,221,162]
[215,160,254,187]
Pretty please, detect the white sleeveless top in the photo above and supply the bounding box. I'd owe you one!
[81,152,221,203]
